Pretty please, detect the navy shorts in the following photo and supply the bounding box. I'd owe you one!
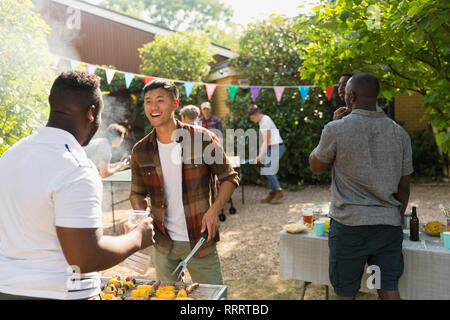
[328,219,404,297]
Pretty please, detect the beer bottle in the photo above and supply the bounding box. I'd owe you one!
[410,207,419,241]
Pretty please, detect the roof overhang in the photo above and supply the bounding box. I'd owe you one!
[50,0,237,59]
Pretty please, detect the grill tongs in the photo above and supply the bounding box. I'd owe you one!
[172,230,208,281]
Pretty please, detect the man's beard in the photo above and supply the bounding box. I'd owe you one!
[82,115,100,147]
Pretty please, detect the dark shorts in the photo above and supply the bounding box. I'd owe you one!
[328,219,404,297]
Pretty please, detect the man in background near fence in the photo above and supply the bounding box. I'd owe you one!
[248,104,286,204]
[84,123,129,178]
[309,72,413,300]
[180,104,201,126]
[199,102,223,140]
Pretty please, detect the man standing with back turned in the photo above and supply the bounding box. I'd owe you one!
[0,71,154,300]
[309,73,413,300]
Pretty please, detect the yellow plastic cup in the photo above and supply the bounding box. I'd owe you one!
[319,218,331,233]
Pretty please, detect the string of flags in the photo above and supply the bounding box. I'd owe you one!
[52,54,335,103]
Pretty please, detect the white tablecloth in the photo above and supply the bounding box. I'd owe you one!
[279,228,450,300]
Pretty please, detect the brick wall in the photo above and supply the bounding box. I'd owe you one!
[394,91,430,134]
[211,75,240,124]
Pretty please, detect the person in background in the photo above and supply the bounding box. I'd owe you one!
[0,71,154,300]
[335,72,383,120]
[180,104,201,126]
[309,72,413,300]
[338,73,354,103]
[129,79,239,285]
[248,104,286,204]
[199,102,223,139]
[84,123,129,178]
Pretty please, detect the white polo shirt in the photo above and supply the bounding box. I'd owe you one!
[0,127,103,299]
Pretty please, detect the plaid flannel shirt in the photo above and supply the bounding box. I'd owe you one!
[130,120,239,258]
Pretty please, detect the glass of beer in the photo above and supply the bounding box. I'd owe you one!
[302,211,314,230]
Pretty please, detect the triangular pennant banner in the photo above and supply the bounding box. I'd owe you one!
[228,86,238,102]
[325,86,335,101]
[205,83,217,100]
[298,86,310,102]
[124,73,135,89]
[184,82,195,98]
[52,55,61,68]
[273,86,285,103]
[105,69,116,84]
[250,86,261,102]
[70,59,80,70]
[144,76,154,85]
[87,64,97,75]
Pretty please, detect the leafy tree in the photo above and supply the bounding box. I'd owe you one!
[100,0,234,31]
[139,30,215,81]
[296,0,450,153]
[0,0,54,155]
[227,16,338,185]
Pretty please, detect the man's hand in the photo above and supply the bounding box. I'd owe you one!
[333,107,351,120]
[124,217,155,249]
[201,207,220,242]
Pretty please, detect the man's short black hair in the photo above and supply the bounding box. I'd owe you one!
[49,71,101,111]
[247,104,261,117]
[105,123,127,142]
[341,73,354,78]
[349,72,380,98]
[143,79,179,100]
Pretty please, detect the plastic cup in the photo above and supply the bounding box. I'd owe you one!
[314,221,326,237]
[126,210,149,224]
[439,224,447,244]
[443,232,450,250]
[319,218,331,233]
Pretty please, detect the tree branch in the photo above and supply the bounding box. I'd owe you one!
[388,64,416,82]
[422,28,441,71]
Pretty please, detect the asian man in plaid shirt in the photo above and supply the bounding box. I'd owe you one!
[129,79,239,285]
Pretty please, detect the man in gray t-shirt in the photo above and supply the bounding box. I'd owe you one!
[309,73,413,300]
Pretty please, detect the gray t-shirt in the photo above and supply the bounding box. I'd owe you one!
[84,138,112,168]
[313,109,413,226]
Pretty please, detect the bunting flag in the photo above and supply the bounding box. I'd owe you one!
[105,69,116,84]
[250,86,261,102]
[87,64,97,75]
[144,76,154,85]
[184,81,195,98]
[124,73,135,89]
[52,55,61,68]
[325,86,335,101]
[205,83,217,100]
[52,55,341,105]
[274,86,285,103]
[70,59,80,70]
[228,86,238,102]
[298,86,310,102]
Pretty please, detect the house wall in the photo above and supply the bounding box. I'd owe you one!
[394,91,430,134]
[211,75,240,124]
[33,0,230,74]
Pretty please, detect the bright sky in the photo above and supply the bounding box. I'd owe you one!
[87,0,319,27]
[222,0,319,26]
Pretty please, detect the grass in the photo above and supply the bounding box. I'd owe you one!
[224,276,378,300]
